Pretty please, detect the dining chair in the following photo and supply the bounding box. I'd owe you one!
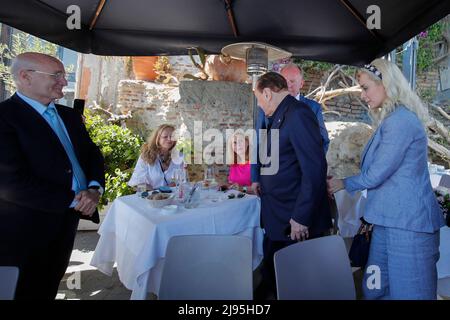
[158,235,253,300]
[438,174,450,188]
[0,266,19,300]
[274,235,356,300]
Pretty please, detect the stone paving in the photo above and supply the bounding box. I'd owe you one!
[57,231,132,300]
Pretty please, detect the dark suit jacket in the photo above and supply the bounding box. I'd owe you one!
[0,93,105,222]
[258,95,332,240]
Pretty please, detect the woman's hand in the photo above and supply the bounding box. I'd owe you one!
[327,177,344,194]
[251,182,261,197]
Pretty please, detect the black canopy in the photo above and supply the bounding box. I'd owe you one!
[1,0,449,65]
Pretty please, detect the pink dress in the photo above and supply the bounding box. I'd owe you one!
[228,163,251,187]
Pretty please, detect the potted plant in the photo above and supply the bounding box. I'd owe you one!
[131,56,158,81]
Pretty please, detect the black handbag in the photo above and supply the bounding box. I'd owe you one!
[348,218,373,268]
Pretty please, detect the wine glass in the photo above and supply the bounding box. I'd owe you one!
[204,166,216,184]
[169,169,180,187]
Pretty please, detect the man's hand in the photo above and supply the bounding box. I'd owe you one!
[290,218,309,241]
[74,189,100,216]
[251,182,261,197]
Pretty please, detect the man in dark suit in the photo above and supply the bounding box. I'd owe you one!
[0,52,105,299]
[252,72,331,299]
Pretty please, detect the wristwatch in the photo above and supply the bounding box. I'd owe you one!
[88,185,104,196]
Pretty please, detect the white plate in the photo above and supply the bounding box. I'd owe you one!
[161,204,178,215]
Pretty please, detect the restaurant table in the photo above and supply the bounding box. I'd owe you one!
[90,190,263,300]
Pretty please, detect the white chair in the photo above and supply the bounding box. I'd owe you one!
[158,235,253,300]
[439,174,450,188]
[0,266,19,300]
[274,235,356,300]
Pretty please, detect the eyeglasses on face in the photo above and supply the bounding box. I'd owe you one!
[27,69,67,80]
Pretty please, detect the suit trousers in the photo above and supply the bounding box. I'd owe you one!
[362,225,440,300]
[0,204,80,300]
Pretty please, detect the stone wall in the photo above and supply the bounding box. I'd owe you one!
[116,79,253,184]
[168,56,202,81]
[417,68,440,93]
[76,55,129,108]
[302,70,370,122]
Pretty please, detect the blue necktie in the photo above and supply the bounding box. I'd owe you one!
[45,106,87,193]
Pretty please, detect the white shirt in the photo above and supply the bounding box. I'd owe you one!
[128,153,185,189]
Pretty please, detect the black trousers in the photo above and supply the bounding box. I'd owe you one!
[0,205,79,300]
[256,230,329,300]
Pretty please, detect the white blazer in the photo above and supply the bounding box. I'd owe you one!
[128,153,185,189]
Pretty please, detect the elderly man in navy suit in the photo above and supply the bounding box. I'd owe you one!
[252,72,332,299]
[0,53,105,299]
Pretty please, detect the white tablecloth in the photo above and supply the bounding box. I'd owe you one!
[90,192,264,300]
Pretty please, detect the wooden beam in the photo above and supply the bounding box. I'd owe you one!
[89,0,107,30]
[224,0,239,37]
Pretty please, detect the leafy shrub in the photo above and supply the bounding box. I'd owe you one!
[84,110,144,209]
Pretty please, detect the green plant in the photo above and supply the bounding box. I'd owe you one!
[0,30,75,95]
[0,31,58,95]
[84,109,144,209]
[184,47,209,80]
[293,58,334,73]
[417,20,447,72]
[175,137,193,164]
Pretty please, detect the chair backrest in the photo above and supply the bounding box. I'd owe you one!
[0,266,19,300]
[159,235,253,300]
[274,235,356,300]
[439,174,450,188]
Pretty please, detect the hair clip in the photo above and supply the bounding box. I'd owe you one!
[364,64,382,80]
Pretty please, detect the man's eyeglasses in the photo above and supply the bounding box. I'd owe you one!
[27,69,67,80]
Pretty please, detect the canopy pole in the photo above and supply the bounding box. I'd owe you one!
[402,37,418,90]
[89,0,107,30]
[224,0,239,37]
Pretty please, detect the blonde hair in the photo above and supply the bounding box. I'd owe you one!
[141,124,176,165]
[358,58,429,127]
[226,130,250,164]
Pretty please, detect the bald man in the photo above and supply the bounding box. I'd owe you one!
[0,53,105,299]
[280,64,329,153]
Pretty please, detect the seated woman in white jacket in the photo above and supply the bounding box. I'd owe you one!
[128,124,185,190]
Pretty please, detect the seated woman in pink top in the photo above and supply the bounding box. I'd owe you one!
[226,131,251,188]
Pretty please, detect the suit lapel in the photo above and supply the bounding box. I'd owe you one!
[11,94,71,161]
[264,99,289,156]
[11,94,65,152]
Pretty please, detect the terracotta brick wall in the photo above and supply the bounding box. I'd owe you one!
[116,80,253,184]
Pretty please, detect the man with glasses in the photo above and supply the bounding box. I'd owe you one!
[0,52,105,299]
